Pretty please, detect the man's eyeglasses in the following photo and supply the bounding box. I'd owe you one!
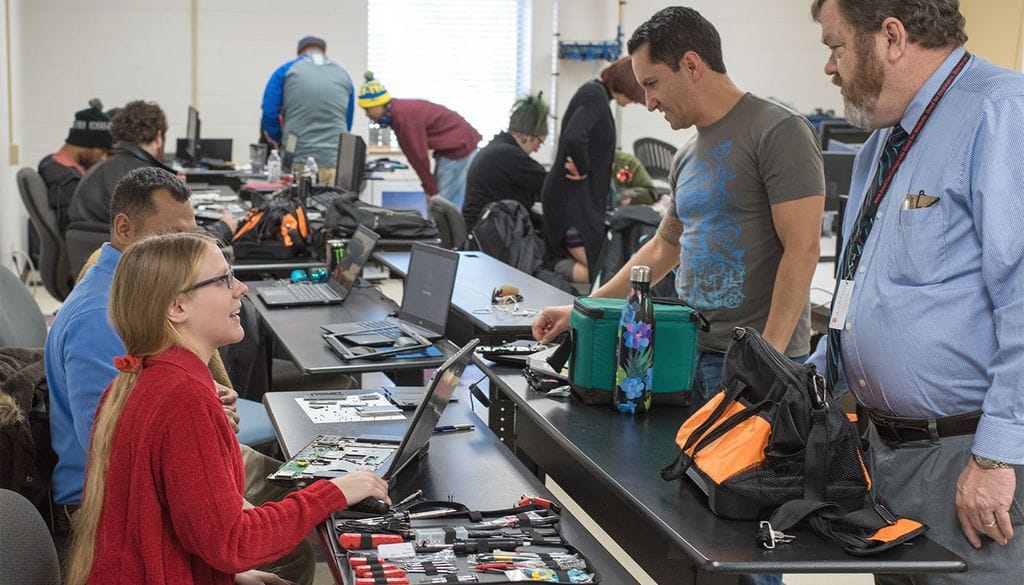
[182,270,235,293]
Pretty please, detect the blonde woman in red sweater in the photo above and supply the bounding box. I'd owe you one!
[65,232,389,585]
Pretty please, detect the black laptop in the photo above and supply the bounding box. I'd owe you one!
[322,242,459,340]
[267,339,479,486]
[257,225,380,307]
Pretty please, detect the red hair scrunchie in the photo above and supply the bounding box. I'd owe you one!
[113,354,143,374]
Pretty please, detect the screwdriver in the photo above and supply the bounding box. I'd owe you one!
[354,578,409,585]
[339,532,404,549]
[354,566,406,579]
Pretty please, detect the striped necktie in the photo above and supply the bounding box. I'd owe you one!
[825,124,909,388]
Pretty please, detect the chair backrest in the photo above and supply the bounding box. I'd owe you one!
[64,221,110,280]
[17,167,71,301]
[429,196,468,250]
[0,266,47,348]
[0,489,61,585]
[632,138,678,183]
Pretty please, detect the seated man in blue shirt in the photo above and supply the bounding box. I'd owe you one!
[45,167,314,585]
[811,1,1023,583]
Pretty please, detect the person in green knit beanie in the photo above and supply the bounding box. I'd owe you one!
[463,93,550,229]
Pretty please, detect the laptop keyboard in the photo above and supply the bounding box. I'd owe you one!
[289,284,341,302]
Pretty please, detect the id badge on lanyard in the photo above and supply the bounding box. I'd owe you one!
[829,279,855,330]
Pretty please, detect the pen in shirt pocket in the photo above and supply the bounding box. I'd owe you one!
[902,190,941,210]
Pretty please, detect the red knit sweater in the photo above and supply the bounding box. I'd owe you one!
[85,346,346,585]
[390,98,481,196]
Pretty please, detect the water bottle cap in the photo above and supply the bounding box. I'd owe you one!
[630,265,651,283]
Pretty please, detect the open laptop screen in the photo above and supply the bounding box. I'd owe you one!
[384,339,478,479]
[399,243,459,335]
[331,225,380,294]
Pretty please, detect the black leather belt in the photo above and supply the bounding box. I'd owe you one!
[866,408,981,443]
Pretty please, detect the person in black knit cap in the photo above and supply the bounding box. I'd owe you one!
[38,99,112,234]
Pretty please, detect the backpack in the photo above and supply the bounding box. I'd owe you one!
[232,197,310,260]
[466,200,576,294]
[593,205,676,297]
[661,327,927,556]
[323,195,439,240]
[0,348,56,521]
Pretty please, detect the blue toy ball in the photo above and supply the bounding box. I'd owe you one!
[310,268,329,283]
[290,269,309,283]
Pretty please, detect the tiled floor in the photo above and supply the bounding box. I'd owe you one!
[29,255,874,585]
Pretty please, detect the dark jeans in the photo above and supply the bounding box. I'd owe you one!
[692,350,809,585]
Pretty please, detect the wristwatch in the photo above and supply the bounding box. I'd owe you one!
[973,454,1013,469]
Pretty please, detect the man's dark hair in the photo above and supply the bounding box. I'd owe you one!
[811,0,967,49]
[600,57,645,103]
[109,167,191,220]
[627,6,726,74]
[109,100,168,144]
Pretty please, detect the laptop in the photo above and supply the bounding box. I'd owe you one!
[257,225,380,308]
[267,338,479,486]
[281,131,299,171]
[322,242,459,340]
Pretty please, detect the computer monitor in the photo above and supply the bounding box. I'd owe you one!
[334,131,367,193]
[176,138,233,162]
[823,151,856,212]
[818,119,871,151]
[184,106,200,164]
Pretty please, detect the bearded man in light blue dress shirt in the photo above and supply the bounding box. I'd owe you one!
[810,1,1024,584]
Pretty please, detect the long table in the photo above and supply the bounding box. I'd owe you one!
[484,366,966,584]
[248,282,452,384]
[373,250,576,344]
[263,388,640,585]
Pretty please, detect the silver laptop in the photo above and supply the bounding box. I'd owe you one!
[267,339,479,486]
[257,225,380,307]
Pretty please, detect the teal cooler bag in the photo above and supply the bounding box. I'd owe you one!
[567,297,704,405]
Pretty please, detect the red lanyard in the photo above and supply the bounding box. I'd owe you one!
[870,51,971,206]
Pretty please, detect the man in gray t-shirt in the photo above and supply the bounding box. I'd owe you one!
[667,93,822,357]
[532,8,824,415]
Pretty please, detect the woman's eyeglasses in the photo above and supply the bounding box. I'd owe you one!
[182,270,235,293]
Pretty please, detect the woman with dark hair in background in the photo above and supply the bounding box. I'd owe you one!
[541,56,644,284]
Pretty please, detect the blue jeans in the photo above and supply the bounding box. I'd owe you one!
[693,350,806,585]
[434,149,478,210]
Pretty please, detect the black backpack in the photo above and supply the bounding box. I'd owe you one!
[323,195,439,240]
[466,200,576,294]
[593,205,675,297]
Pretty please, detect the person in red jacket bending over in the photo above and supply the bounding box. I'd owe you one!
[64,231,389,585]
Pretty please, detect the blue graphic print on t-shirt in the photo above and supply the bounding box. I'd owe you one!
[675,140,745,310]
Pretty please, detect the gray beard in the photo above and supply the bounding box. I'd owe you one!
[843,95,876,130]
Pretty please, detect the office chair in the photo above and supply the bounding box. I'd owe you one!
[632,138,677,184]
[0,489,61,585]
[0,266,48,348]
[16,168,72,301]
[64,221,110,278]
[429,196,468,250]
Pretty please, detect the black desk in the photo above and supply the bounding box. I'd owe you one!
[263,389,640,585]
[485,367,965,584]
[248,282,452,384]
[373,250,575,344]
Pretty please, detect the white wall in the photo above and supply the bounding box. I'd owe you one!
[1,0,840,266]
[539,0,844,156]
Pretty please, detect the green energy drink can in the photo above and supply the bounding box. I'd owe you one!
[326,239,345,273]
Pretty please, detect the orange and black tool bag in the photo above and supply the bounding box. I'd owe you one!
[232,197,309,260]
[661,327,927,555]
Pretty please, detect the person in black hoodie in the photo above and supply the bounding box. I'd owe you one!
[69,100,234,242]
[541,57,644,283]
[463,93,549,230]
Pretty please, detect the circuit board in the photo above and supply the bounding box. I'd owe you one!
[267,435,399,485]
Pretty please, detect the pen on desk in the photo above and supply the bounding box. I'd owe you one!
[433,424,475,434]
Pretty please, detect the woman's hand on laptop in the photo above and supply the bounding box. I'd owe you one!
[331,469,391,507]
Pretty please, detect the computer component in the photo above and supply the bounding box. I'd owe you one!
[335,131,367,194]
